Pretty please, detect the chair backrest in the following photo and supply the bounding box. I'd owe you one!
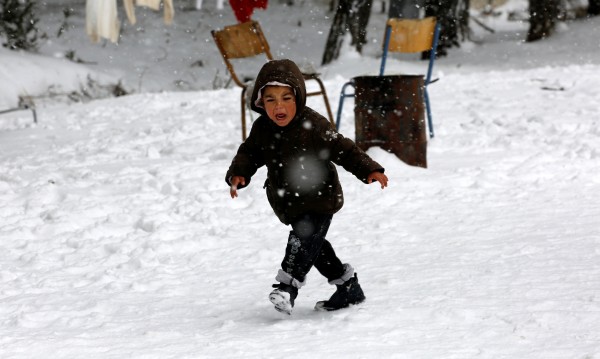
[380,16,440,79]
[385,17,437,53]
[211,21,273,87]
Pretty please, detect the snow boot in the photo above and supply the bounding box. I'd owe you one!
[269,283,298,315]
[315,273,365,311]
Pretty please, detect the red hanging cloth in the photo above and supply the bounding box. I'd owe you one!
[229,0,268,23]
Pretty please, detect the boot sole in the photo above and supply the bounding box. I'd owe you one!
[314,297,365,312]
[269,290,293,315]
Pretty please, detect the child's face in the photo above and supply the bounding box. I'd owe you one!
[262,86,296,127]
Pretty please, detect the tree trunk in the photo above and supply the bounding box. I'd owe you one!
[589,0,600,16]
[422,0,469,58]
[526,0,560,42]
[349,0,372,53]
[388,0,424,18]
[322,0,352,65]
[322,0,373,65]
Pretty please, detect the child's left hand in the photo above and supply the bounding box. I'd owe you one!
[367,171,388,189]
[229,176,246,198]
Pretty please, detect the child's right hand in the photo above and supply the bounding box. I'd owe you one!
[230,176,246,198]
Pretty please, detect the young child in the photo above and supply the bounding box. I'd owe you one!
[226,59,388,315]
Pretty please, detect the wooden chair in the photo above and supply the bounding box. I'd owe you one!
[212,20,334,140]
[336,17,440,138]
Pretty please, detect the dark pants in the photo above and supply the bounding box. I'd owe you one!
[280,213,345,283]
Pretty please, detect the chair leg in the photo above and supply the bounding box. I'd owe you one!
[309,77,334,127]
[335,93,345,131]
[336,81,355,131]
[241,88,247,141]
[423,87,434,139]
[380,26,392,77]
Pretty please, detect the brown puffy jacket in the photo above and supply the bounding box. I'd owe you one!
[226,59,384,224]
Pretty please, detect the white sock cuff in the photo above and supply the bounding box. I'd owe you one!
[328,263,355,285]
[276,269,306,289]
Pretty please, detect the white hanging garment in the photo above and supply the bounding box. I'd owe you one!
[136,0,161,10]
[195,0,224,10]
[86,0,120,43]
[124,0,136,24]
[163,0,174,25]
[133,0,174,25]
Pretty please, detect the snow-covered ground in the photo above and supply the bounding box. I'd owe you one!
[1,0,600,358]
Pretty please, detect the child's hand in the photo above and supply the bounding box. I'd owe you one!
[230,176,246,198]
[367,171,388,189]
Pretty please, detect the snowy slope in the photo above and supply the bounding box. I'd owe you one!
[1,1,600,358]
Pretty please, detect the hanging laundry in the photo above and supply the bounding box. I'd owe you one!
[229,0,268,23]
[128,0,175,25]
[196,0,225,10]
[136,0,161,10]
[163,0,174,25]
[86,0,120,43]
[124,0,136,24]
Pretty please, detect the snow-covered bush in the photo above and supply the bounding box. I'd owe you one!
[0,0,39,51]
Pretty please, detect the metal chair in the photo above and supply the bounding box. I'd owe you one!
[336,16,441,138]
[0,96,37,124]
[211,20,334,141]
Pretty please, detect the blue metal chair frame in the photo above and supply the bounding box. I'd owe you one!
[336,18,441,138]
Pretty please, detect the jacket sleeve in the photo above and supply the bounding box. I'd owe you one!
[315,117,384,184]
[225,120,265,188]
